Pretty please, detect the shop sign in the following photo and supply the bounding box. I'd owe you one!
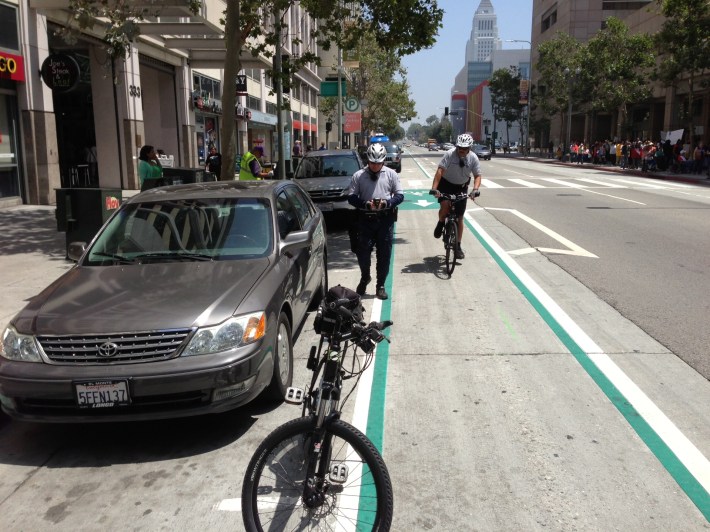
[236,74,247,95]
[344,112,361,133]
[0,51,25,82]
[40,54,80,93]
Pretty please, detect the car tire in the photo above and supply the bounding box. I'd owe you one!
[263,312,293,401]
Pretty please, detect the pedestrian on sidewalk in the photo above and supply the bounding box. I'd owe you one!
[138,145,166,191]
[692,142,705,175]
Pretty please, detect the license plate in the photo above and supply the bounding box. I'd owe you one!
[319,203,334,212]
[75,380,130,408]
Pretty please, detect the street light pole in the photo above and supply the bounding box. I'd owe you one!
[505,39,532,157]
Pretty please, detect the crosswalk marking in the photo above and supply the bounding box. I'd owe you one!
[481,178,504,188]
[610,177,668,189]
[541,178,589,188]
[508,178,544,188]
[576,177,625,188]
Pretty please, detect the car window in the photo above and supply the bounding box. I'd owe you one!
[276,191,301,239]
[85,198,273,264]
[294,154,359,178]
[284,186,313,228]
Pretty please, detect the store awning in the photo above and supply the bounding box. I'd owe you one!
[29,0,272,70]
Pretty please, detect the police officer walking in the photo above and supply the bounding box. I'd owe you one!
[348,143,404,300]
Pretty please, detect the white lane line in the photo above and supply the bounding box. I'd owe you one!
[484,207,597,258]
[408,180,424,188]
[508,178,545,188]
[465,211,710,499]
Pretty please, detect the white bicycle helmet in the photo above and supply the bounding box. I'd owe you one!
[455,133,474,149]
[366,143,387,163]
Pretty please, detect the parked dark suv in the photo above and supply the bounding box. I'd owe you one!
[292,149,364,214]
[381,142,402,173]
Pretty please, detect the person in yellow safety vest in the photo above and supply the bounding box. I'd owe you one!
[239,146,273,180]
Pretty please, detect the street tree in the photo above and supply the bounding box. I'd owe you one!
[66,0,444,180]
[535,31,584,132]
[581,17,654,140]
[489,67,523,146]
[347,31,416,140]
[654,0,710,143]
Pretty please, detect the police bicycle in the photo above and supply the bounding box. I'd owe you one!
[429,190,479,277]
[242,286,394,531]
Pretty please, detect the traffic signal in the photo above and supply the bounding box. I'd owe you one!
[444,106,449,116]
[325,122,332,132]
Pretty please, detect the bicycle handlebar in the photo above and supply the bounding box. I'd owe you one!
[429,190,478,201]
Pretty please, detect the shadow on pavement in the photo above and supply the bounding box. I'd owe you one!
[0,208,65,257]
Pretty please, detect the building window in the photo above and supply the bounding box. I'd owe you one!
[193,74,221,101]
[247,96,261,110]
[0,3,19,50]
[541,6,557,33]
[266,102,278,115]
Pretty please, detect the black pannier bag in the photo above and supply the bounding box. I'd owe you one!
[313,285,363,335]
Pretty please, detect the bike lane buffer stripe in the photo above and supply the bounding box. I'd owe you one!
[352,224,395,526]
[464,211,710,521]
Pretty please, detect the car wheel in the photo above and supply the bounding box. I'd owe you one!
[263,312,293,401]
[308,251,328,311]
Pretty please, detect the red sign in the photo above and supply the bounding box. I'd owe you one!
[105,196,120,210]
[0,52,25,82]
[344,112,361,133]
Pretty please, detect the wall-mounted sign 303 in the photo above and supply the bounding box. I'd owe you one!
[40,53,80,93]
[0,51,25,82]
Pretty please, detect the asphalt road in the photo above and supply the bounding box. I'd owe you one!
[0,154,709,530]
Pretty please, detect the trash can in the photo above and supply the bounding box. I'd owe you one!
[162,167,206,185]
[56,188,122,257]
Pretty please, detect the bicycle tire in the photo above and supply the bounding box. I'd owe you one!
[444,220,458,277]
[242,416,394,531]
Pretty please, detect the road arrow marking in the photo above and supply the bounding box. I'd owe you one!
[414,200,434,207]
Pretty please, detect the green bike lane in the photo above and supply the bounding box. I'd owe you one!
[359,165,710,528]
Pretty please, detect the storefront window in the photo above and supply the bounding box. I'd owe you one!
[0,94,20,197]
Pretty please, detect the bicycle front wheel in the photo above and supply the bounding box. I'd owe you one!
[242,416,394,531]
[444,220,458,277]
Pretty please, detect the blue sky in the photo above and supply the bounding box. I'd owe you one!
[401,0,533,126]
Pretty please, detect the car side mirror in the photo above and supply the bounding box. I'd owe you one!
[67,242,87,262]
[279,229,310,256]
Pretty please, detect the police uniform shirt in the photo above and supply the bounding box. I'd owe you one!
[438,148,481,185]
[349,166,403,203]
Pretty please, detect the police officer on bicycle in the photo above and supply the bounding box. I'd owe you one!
[348,143,404,300]
[431,133,482,259]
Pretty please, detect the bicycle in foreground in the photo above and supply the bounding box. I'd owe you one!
[242,285,394,531]
[429,190,479,277]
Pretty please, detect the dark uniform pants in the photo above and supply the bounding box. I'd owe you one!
[356,212,395,287]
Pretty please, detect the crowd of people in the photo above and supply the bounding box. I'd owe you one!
[548,138,709,177]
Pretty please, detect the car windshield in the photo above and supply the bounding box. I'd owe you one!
[294,154,360,178]
[85,197,273,265]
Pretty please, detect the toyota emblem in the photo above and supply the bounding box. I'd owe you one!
[97,342,119,357]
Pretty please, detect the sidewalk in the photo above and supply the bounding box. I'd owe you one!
[505,151,710,186]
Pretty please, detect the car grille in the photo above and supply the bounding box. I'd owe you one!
[37,328,193,364]
[308,189,347,202]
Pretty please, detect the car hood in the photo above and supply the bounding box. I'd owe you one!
[294,176,351,192]
[12,259,270,335]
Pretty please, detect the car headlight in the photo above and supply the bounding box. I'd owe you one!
[1,326,43,362]
[182,312,266,356]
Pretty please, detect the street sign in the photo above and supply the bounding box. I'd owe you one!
[344,97,360,112]
[320,80,347,97]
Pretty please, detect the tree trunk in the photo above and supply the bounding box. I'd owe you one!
[220,1,242,180]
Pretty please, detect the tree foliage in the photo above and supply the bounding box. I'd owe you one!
[347,31,416,139]
[489,67,524,141]
[536,18,655,142]
[654,0,710,140]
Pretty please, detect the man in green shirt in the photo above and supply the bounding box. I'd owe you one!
[239,146,272,180]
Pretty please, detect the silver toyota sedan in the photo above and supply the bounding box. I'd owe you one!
[0,180,328,422]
